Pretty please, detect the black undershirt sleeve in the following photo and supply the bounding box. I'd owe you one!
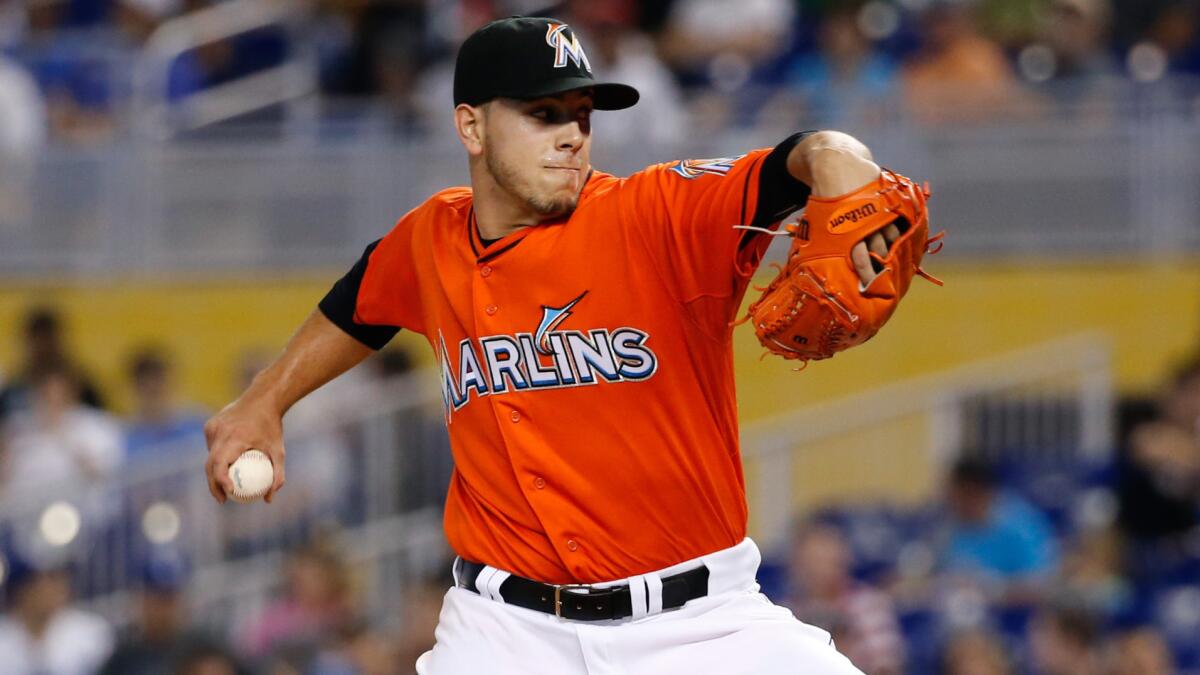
[317,239,401,350]
[739,130,817,250]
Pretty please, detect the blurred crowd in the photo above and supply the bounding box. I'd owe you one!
[758,357,1200,674]
[0,305,442,675]
[0,0,1198,149]
[0,305,1198,673]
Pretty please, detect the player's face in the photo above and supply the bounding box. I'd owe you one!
[482,91,593,219]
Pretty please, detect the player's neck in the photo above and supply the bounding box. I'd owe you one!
[470,167,544,240]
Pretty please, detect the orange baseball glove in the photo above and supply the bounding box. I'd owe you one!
[739,169,944,366]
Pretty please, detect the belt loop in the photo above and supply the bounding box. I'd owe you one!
[628,574,649,620]
[645,573,664,616]
[487,569,511,604]
[475,567,498,600]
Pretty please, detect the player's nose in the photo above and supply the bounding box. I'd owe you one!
[556,120,586,152]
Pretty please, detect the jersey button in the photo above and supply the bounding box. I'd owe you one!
[510,410,520,423]
[566,539,579,552]
[480,265,493,277]
[533,476,546,489]
[485,304,498,315]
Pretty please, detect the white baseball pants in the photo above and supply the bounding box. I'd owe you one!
[415,538,866,674]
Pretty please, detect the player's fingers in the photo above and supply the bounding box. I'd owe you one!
[882,223,901,246]
[851,241,875,288]
[868,231,888,260]
[264,444,287,503]
[205,452,227,504]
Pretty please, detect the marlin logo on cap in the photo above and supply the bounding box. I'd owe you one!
[545,22,591,72]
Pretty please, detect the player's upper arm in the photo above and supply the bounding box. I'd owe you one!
[318,207,425,349]
[620,131,815,301]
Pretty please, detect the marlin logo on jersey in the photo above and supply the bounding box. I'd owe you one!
[545,23,591,71]
[435,292,658,418]
[670,156,745,180]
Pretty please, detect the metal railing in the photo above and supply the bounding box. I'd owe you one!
[132,0,317,139]
[0,334,1114,630]
[0,80,1199,275]
[740,332,1114,552]
[0,368,450,628]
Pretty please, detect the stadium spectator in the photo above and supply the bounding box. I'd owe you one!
[657,0,794,90]
[307,619,401,675]
[237,538,355,662]
[0,53,46,157]
[0,553,115,675]
[317,0,429,134]
[173,643,249,675]
[99,550,226,675]
[938,457,1059,597]
[124,346,207,463]
[941,628,1013,675]
[901,1,1024,124]
[1030,0,1122,110]
[563,0,686,148]
[783,520,905,675]
[775,5,900,129]
[1058,527,1134,618]
[1162,358,1200,438]
[0,306,104,421]
[1107,626,1177,675]
[0,364,123,498]
[1028,603,1104,675]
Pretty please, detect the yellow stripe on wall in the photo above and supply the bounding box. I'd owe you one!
[0,261,1196,419]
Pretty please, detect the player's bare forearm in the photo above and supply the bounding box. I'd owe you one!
[203,309,373,503]
[238,309,373,416]
[786,130,881,197]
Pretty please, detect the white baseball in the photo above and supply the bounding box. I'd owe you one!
[228,449,274,503]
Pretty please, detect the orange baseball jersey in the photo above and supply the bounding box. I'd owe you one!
[320,132,813,584]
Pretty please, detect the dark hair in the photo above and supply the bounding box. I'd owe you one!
[950,456,998,488]
[1047,603,1101,648]
[129,347,169,382]
[24,306,61,338]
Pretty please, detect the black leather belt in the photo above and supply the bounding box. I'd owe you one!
[456,560,710,621]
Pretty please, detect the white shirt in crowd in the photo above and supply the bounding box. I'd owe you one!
[0,608,115,675]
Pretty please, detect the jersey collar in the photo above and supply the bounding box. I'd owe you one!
[467,169,601,262]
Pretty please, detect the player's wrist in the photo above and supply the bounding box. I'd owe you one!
[807,150,881,199]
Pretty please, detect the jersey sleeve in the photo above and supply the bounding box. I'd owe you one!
[318,209,424,349]
[620,132,814,301]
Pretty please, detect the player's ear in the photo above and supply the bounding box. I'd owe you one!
[455,103,485,156]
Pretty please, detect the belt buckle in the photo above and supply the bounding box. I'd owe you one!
[553,584,592,619]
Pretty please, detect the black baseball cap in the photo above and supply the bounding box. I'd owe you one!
[453,16,640,111]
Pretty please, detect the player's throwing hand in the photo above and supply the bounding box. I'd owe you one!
[203,398,286,504]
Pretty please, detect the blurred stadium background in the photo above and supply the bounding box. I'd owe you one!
[0,0,1197,673]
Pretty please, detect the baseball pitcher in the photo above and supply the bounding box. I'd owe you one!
[204,16,940,674]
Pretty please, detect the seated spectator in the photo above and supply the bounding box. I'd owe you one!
[1058,527,1134,618]
[1162,358,1200,438]
[236,538,355,663]
[0,306,104,422]
[99,550,225,675]
[173,643,249,675]
[942,628,1013,675]
[1107,626,1177,675]
[1028,603,1104,675]
[0,552,115,675]
[563,0,686,148]
[939,457,1059,596]
[783,520,905,675]
[1,364,123,498]
[777,5,900,128]
[657,0,794,89]
[124,347,207,462]
[1116,376,1200,541]
[901,1,1025,124]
